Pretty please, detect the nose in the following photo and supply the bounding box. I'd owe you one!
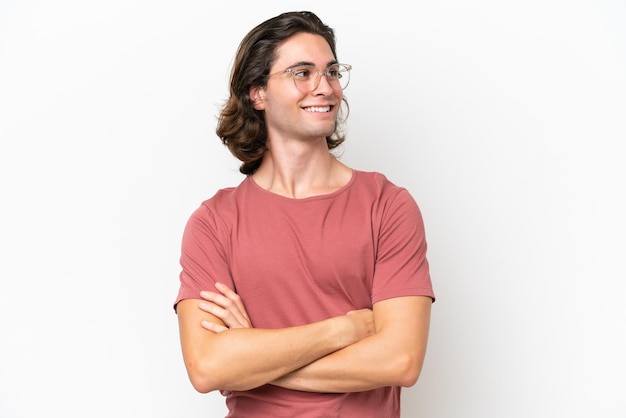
[312,70,334,94]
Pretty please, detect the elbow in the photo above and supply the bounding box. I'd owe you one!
[186,354,259,393]
[399,366,422,388]
[189,376,214,394]
[391,353,424,388]
[185,357,224,394]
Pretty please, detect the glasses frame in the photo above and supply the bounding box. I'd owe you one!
[268,63,352,93]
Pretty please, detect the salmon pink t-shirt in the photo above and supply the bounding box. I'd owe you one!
[175,170,434,417]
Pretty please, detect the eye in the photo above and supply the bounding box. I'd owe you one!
[326,66,341,78]
[292,67,313,79]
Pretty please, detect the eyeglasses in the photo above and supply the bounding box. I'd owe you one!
[269,63,352,93]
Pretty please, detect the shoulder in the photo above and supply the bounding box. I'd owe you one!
[351,170,424,221]
[187,178,251,227]
[352,170,413,200]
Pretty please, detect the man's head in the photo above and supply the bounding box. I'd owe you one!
[216,11,349,175]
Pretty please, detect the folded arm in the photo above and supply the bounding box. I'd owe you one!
[272,295,432,392]
[196,284,432,393]
[176,284,375,393]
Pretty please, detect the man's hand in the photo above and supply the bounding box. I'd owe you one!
[197,283,375,341]
[345,309,376,341]
[198,282,252,332]
[180,284,380,393]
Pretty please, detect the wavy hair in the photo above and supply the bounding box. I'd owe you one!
[216,11,349,175]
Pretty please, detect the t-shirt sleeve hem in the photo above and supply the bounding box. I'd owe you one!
[372,287,436,305]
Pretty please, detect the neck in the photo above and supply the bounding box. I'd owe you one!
[252,139,351,199]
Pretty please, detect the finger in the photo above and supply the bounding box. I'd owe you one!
[215,282,251,323]
[200,291,241,317]
[201,320,229,333]
[198,300,226,316]
[198,298,248,329]
[200,289,236,308]
[207,285,251,326]
[198,301,244,328]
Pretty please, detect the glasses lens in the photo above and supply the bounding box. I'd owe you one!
[334,64,350,90]
[321,64,350,91]
[291,64,351,92]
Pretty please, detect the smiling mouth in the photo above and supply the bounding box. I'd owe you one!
[303,105,332,113]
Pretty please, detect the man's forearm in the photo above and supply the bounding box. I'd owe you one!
[178,300,374,393]
[199,319,355,391]
[271,296,432,393]
[270,334,411,393]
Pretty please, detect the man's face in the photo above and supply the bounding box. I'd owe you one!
[254,32,343,144]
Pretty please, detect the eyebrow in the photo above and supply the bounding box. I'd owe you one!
[284,60,339,70]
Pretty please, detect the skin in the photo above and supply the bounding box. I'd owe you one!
[250,32,353,199]
[177,32,432,394]
[200,284,432,393]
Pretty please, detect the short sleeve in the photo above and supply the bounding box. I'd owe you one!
[371,188,435,304]
[173,203,233,311]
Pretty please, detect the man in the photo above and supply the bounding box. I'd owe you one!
[174,11,435,417]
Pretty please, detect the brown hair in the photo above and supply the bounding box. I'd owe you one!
[216,11,349,175]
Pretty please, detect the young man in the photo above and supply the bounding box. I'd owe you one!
[174,11,435,417]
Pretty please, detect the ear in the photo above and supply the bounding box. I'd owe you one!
[249,86,266,110]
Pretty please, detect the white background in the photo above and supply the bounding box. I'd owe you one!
[1,1,625,417]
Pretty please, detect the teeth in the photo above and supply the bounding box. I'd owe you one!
[304,106,331,113]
